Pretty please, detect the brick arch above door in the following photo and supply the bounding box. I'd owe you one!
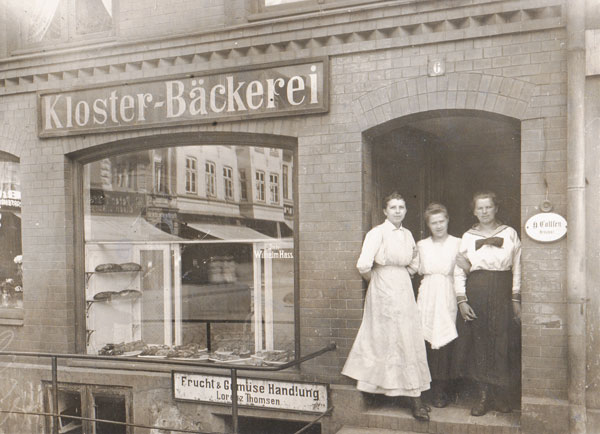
[352,72,537,133]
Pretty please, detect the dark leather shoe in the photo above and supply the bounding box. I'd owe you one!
[494,396,511,413]
[410,397,430,421]
[432,392,448,408]
[471,387,489,417]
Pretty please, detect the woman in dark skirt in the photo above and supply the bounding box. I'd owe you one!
[452,191,521,416]
[415,203,461,408]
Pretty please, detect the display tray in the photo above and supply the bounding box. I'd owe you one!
[208,357,252,364]
[121,350,143,357]
[170,355,210,361]
[264,360,288,366]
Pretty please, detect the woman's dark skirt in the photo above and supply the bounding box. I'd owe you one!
[451,270,521,388]
[426,340,455,381]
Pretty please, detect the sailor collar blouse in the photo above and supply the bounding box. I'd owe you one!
[453,224,522,298]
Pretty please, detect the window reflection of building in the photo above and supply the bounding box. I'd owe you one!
[14,0,115,48]
[205,161,216,197]
[185,157,197,194]
[153,156,168,194]
[239,169,248,201]
[269,173,280,204]
[255,170,265,202]
[223,166,233,200]
[0,158,22,309]
[84,144,295,359]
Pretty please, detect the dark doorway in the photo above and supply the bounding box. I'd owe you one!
[371,110,521,240]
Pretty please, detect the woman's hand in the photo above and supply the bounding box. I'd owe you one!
[512,301,521,325]
[459,302,477,321]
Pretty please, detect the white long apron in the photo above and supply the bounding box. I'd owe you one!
[416,236,460,350]
[342,221,431,397]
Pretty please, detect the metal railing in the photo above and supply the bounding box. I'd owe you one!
[0,342,336,434]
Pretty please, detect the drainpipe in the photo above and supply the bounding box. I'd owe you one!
[567,0,587,432]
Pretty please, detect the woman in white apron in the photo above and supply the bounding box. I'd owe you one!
[416,203,460,408]
[342,192,431,421]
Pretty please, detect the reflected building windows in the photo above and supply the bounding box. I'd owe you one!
[13,0,116,50]
[153,156,168,194]
[223,166,233,200]
[255,170,265,202]
[239,169,248,202]
[185,157,197,194]
[269,173,279,204]
[205,161,216,197]
[83,144,296,364]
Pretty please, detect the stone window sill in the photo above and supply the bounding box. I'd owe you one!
[0,307,24,326]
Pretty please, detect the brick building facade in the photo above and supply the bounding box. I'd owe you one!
[0,0,596,432]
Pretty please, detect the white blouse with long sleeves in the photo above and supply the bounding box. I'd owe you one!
[356,219,419,276]
[453,224,521,298]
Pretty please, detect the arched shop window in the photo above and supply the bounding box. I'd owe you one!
[0,156,22,311]
[83,144,295,365]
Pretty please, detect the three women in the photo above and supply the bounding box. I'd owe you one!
[344,190,521,419]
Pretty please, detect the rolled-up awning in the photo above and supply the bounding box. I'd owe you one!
[185,222,271,242]
[85,214,183,242]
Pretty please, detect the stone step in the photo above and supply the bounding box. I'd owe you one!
[338,404,521,434]
[336,427,418,434]
[336,427,419,434]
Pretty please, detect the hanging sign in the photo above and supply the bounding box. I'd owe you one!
[37,57,328,138]
[173,372,328,413]
[525,212,567,243]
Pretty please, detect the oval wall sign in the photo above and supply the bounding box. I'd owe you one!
[525,212,567,243]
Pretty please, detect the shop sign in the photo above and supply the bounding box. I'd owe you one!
[0,190,21,209]
[525,212,567,243]
[173,372,328,413]
[90,190,146,215]
[38,58,329,137]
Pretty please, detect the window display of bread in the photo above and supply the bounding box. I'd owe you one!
[93,291,116,301]
[94,263,122,272]
[99,340,145,356]
[97,341,293,365]
[166,343,208,359]
[254,350,290,363]
[119,262,142,271]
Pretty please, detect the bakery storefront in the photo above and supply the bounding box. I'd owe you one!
[0,0,588,433]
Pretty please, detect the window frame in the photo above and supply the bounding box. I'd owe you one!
[72,133,300,359]
[185,157,198,194]
[153,156,168,195]
[255,170,266,202]
[252,0,383,19]
[0,153,23,323]
[223,166,234,200]
[43,381,133,434]
[269,172,280,204]
[239,169,248,202]
[205,161,217,197]
[12,0,119,54]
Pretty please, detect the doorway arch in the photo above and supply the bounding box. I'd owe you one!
[353,72,541,415]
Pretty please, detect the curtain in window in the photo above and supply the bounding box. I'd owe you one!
[101,0,112,17]
[25,0,61,43]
